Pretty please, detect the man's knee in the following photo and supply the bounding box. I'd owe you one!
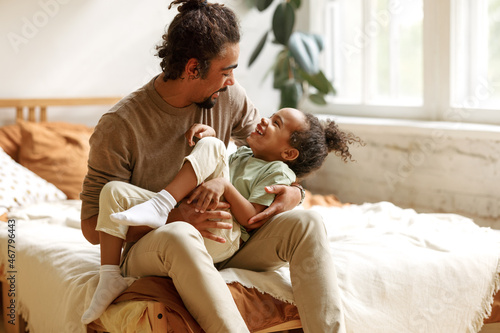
[156,222,204,249]
[287,210,326,236]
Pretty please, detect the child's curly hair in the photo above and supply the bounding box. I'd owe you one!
[286,113,364,178]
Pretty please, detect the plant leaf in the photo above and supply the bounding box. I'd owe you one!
[309,93,327,105]
[288,32,320,74]
[290,0,301,10]
[272,2,295,45]
[273,51,291,88]
[256,0,274,11]
[248,31,269,67]
[300,69,333,95]
[280,80,302,108]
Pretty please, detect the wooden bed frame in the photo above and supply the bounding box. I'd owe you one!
[0,97,303,333]
[0,97,122,123]
[0,97,122,333]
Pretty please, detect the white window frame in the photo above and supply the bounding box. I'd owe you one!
[303,0,500,125]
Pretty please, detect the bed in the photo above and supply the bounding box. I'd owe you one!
[0,97,500,333]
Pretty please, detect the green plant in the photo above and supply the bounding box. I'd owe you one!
[248,0,336,109]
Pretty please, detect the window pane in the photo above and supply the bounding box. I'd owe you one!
[451,0,500,109]
[325,0,363,102]
[371,0,423,104]
[488,0,500,103]
[325,0,423,105]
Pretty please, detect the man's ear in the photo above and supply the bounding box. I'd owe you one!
[281,148,299,161]
[185,58,200,79]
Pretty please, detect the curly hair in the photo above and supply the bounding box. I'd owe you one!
[286,113,364,178]
[157,0,240,81]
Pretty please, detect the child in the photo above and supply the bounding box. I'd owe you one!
[81,107,362,324]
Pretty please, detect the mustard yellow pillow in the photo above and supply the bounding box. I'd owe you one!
[18,121,93,199]
[0,124,22,162]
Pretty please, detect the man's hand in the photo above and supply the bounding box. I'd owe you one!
[187,178,228,213]
[169,200,233,243]
[185,124,216,147]
[247,184,301,227]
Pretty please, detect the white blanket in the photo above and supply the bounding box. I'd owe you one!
[0,200,101,333]
[1,200,499,333]
[222,202,500,333]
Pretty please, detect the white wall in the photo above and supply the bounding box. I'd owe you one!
[0,0,280,126]
[2,0,498,228]
[303,116,500,229]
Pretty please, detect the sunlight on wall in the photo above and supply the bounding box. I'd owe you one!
[0,0,279,125]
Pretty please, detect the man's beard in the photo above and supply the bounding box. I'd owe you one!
[195,87,228,109]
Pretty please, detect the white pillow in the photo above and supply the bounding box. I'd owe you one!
[0,148,67,212]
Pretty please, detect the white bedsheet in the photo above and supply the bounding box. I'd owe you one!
[1,200,499,333]
[0,200,101,333]
[222,202,500,333]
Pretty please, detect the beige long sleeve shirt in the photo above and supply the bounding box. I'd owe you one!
[80,76,259,219]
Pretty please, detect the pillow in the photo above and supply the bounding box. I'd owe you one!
[0,148,67,213]
[0,123,22,161]
[301,189,347,209]
[18,121,93,199]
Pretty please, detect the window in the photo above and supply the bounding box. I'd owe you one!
[451,0,500,120]
[306,0,500,125]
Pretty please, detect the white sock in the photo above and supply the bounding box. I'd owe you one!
[110,190,177,228]
[81,265,129,325]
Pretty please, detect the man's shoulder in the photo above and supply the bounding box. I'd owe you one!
[218,80,247,107]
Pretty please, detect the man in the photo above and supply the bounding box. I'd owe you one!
[80,0,345,332]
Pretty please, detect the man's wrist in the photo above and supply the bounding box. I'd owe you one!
[291,183,306,206]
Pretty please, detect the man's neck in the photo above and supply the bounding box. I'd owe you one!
[154,73,193,108]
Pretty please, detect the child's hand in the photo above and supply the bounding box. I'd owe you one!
[185,124,216,147]
[187,178,227,213]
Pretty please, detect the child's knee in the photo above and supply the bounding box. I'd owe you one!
[196,137,226,154]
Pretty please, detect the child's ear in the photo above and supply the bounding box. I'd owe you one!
[281,148,299,161]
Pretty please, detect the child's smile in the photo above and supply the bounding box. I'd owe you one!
[247,108,306,162]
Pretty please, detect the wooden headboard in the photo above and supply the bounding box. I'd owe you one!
[0,97,122,123]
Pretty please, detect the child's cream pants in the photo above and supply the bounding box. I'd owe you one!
[96,137,241,263]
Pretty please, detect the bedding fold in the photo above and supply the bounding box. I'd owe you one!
[1,200,499,333]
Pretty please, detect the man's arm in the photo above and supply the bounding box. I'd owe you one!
[247,184,303,226]
[167,202,233,243]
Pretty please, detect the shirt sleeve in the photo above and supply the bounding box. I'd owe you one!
[228,81,260,147]
[247,164,295,207]
[80,113,135,219]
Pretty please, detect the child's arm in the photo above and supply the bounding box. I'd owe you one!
[187,178,266,228]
